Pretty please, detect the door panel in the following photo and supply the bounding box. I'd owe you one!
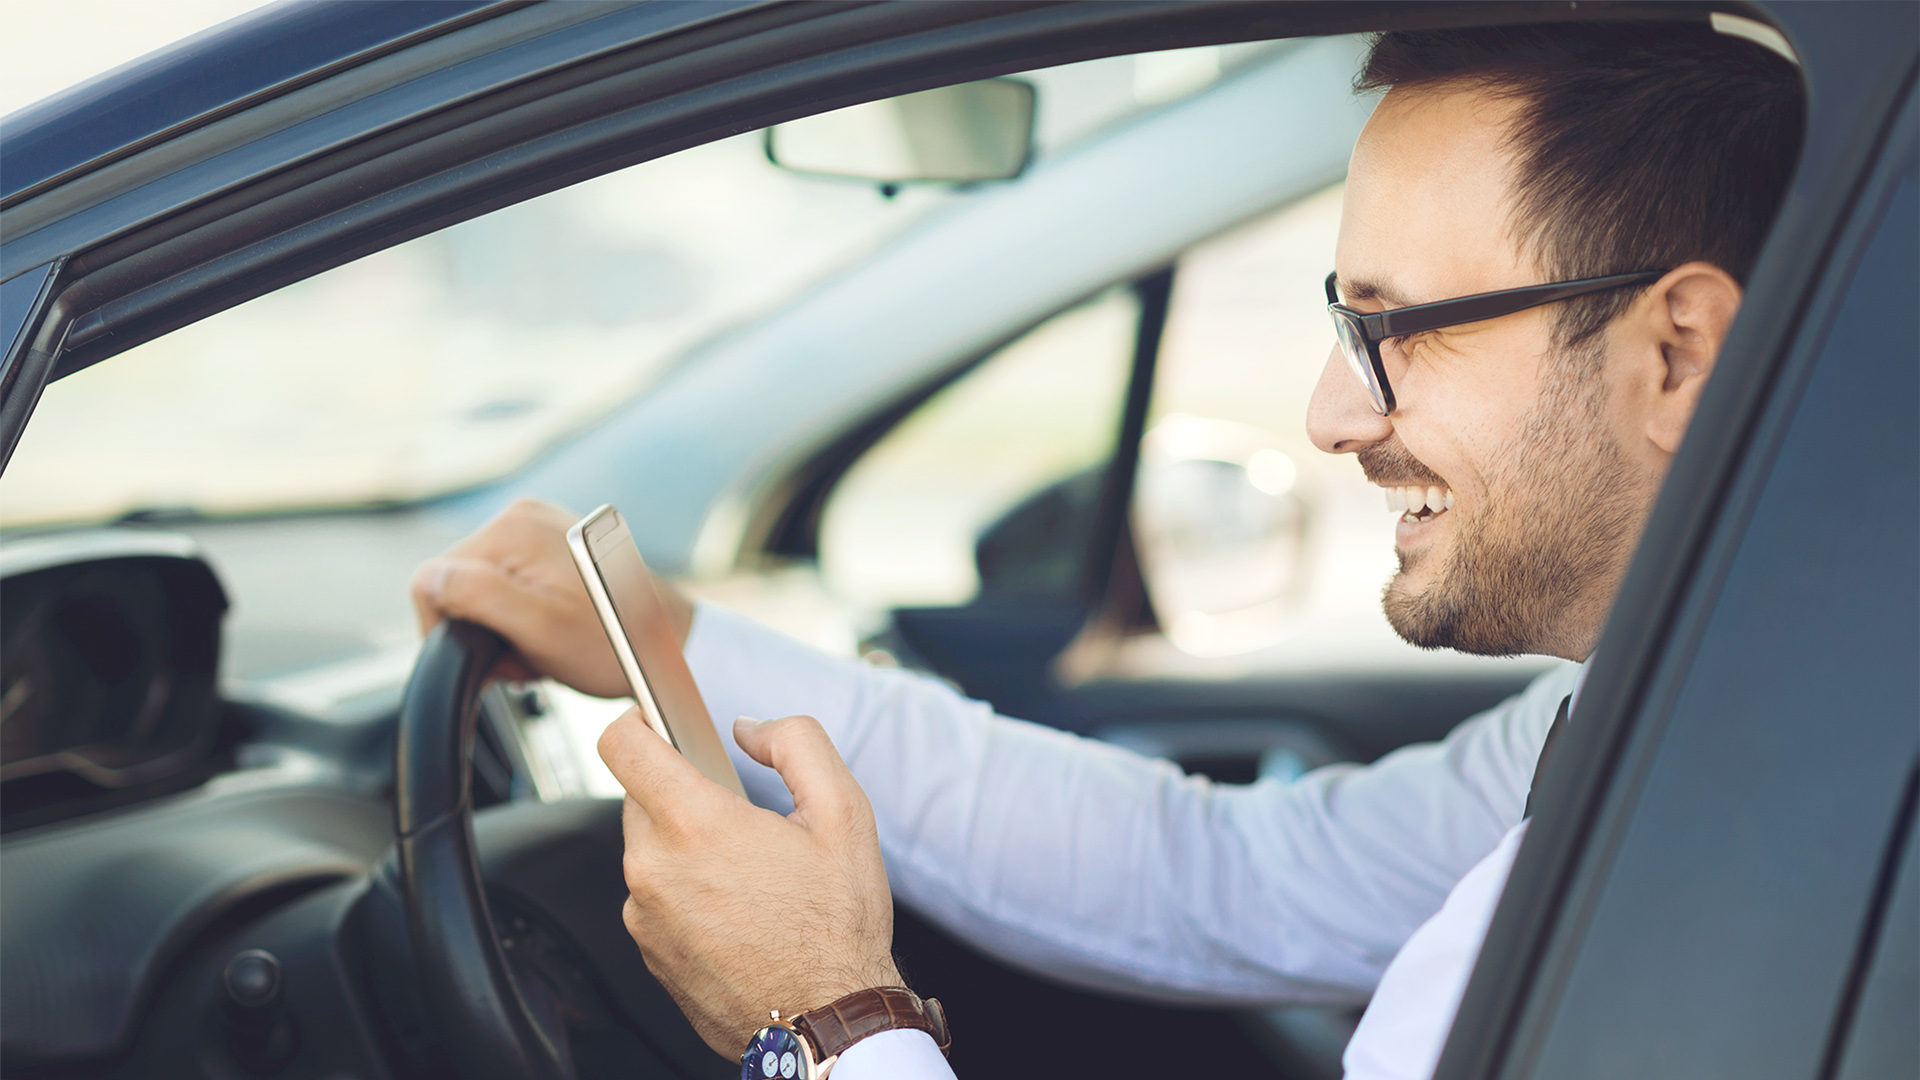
[1832,780,1918,1080]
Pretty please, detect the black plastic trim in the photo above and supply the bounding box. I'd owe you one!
[0,259,65,473]
[1817,762,1920,1080]
[0,787,391,1065]
[0,0,522,207]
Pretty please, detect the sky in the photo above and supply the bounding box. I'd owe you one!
[0,0,273,118]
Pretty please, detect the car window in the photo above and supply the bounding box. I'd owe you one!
[816,287,1140,612]
[0,134,960,529]
[0,46,1264,533]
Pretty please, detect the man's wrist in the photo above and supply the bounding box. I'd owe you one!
[791,985,950,1062]
[743,984,949,1079]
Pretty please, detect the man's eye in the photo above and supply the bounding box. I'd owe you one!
[1389,331,1442,358]
[1383,333,1422,359]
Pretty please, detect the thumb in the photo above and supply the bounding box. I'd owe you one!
[733,715,867,829]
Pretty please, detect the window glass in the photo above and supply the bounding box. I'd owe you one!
[1127,183,1422,665]
[0,46,1258,532]
[0,135,957,528]
[818,288,1139,610]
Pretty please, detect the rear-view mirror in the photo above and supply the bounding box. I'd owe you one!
[765,78,1036,186]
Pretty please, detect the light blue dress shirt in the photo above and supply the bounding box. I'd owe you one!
[685,602,1579,1078]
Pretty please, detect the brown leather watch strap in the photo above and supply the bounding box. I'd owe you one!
[791,986,951,1062]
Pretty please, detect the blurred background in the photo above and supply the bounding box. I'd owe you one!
[0,1,276,117]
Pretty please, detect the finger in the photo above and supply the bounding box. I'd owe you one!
[598,707,714,819]
[414,559,515,678]
[414,498,578,634]
[732,715,866,828]
[409,557,454,635]
[414,556,555,643]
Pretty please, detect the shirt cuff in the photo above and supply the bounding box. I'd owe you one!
[824,1029,954,1080]
[684,600,869,812]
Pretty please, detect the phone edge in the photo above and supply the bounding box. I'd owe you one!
[565,505,678,751]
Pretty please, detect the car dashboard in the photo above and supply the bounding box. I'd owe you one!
[0,529,724,1079]
[1,532,230,833]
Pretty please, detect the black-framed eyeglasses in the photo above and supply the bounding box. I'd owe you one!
[1325,269,1667,415]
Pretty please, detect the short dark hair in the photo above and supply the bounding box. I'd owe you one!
[1358,23,1806,348]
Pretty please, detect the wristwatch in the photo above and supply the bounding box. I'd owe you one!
[739,986,950,1080]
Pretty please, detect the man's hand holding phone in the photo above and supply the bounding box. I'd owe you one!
[410,497,693,698]
[598,709,902,1058]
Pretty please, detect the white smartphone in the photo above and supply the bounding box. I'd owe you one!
[566,504,747,798]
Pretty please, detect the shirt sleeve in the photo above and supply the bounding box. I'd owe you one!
[823,1030,954,1080]
[686,601,1577,1006]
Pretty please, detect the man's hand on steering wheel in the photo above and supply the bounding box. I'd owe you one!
[410,497,695,699]
[599,709,902,1059]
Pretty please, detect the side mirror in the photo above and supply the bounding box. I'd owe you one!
[1133,416,1310,656]
[765,79,1036,185]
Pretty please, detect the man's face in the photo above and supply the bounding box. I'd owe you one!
[1308,84,1653,661]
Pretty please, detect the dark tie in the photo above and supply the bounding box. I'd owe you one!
[1524,694,1572,818]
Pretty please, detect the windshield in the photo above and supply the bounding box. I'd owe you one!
[0,45,1270,530]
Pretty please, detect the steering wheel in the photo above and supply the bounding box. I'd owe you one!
[395,619,572,1080]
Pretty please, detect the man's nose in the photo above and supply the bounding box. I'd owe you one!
[1307,344,1394,454]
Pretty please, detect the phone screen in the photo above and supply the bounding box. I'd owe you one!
[571,507,747,797]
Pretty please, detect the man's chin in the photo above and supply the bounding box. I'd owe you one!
[1381,570,1532,658]
[1382,576,1451,652]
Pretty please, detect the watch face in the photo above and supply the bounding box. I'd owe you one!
[741,1024,807,1080]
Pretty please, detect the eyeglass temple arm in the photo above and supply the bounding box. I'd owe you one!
[1348,271,1666,338]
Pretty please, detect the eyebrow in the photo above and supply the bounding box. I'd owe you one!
[1336,275,1419,309]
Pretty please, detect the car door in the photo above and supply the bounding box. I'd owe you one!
[1439,5,1919,1077]
[2,3,1894,1079]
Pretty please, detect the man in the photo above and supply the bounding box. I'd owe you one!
[413,24,1802,1080]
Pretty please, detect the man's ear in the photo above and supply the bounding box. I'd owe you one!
[1638,261,1743,455]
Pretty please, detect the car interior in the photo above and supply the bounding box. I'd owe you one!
[5,3,1903,1079]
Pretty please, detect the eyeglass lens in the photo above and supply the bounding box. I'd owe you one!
[1330,311,1389,415]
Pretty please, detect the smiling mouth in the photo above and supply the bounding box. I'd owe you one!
[1384,484,1454,525]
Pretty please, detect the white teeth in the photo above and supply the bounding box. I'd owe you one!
[1382,484,1452,517]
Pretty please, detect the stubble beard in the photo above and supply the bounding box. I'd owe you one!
[1377,351,1641,658]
